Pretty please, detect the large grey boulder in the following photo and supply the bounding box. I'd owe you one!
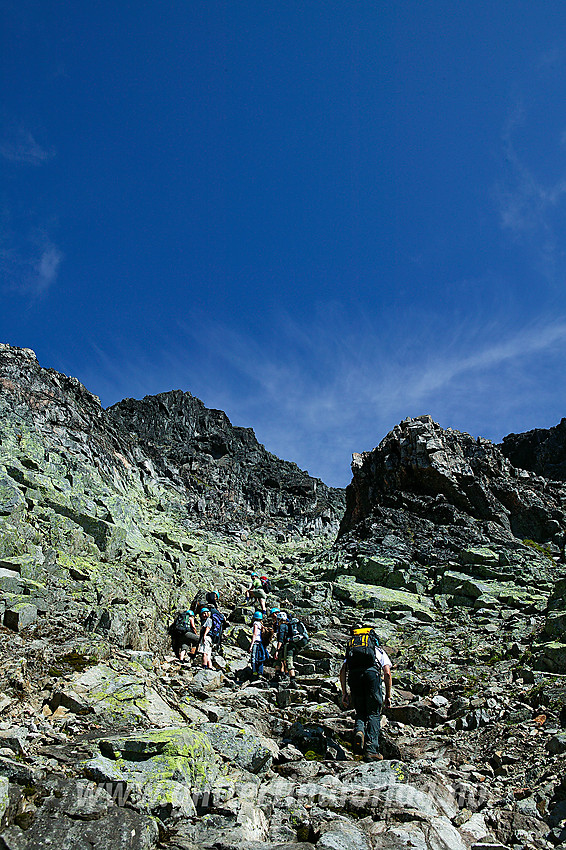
[200,722,278,775]
[50,663,184,726]
[0,779,159,849]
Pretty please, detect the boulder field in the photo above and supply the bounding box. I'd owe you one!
[0,343,565,850]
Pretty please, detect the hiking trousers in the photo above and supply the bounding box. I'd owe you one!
[348,667,383,753]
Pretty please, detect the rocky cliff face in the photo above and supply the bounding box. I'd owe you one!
[108,391,344,536]
[1,346,566,850]
[339,414,566,564]
[500,418,566,482]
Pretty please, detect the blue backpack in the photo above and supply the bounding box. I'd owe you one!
[209,608,225,643]
[289,618,309,649]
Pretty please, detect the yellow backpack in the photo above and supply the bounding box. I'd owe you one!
[346,627,380,670]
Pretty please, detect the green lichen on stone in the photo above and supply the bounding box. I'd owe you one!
[333,574,434,617]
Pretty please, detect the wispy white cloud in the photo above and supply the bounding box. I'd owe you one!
[495,78,566,287]
[0,230,63,295]
[171,306,566,485]
[0,125,54,165]
[497,105,566,237]
[34,240,63,292]
[80,301,566,487]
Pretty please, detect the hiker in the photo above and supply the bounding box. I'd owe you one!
[170,610,199,662]
[245,571,267,613]
[249,611,267,680]
[205,589,219,607]
[198,607,214,669]
[272,611,307,689]
[207,599,227,656]
[340,625,392,761]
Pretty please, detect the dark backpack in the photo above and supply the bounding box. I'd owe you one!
[260,575,271,592]
[173,611,192,634]
[261,625,274,647]
[289,618,309,649]
[345,628,380,671]
[190,590,206,616]
[209,608,225,642]
[205,591,219,607]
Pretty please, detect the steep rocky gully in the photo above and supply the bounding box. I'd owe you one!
[0,342,565,850]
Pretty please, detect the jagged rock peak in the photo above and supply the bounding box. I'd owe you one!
[500,417,566,481]
[0,342,103,417]
[0,343,343,536]
[108,390,345,534]
[339,415,566,562]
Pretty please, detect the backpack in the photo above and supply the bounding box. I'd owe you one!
[209,608,225,642]
[261,625,274,647]
[190,589,206,615]
[345,628,380,671]
[173,611,192,634]
[205,591,219,607]
[260,575,271,592]
[289,618,309,649]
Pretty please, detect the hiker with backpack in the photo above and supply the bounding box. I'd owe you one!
[198,607,214,669]
[340,625,392,761]
[249,611,268,680]
[170,610,199,662]
[245,571,268,613]
[208,601,226,655]
[272,611,309,689]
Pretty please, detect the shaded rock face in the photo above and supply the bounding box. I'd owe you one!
[0,344,343,538]
[108,391,344,535]
[338,415,566,563]
[500,418,566,481]
[0,344,130,486]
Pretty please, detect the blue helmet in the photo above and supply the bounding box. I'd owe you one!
[252,611,263,621]
[200,607,210,615]
[187,610,194,616]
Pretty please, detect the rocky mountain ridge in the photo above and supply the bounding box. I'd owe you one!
[339,413,566,561]
[0,343,565,850]
[107,390,344,536]
[500,420,566,483]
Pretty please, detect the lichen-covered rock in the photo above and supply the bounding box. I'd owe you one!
[1,779,159,849]
[0,477,25,517]
[200,723,278,775]
[3,603,37,632]
[534,640,566,673]
[0,776,8,824]
[543,611,566,640]
[84,727,218,820]
[333,574,434,618]
[50,663,184,726]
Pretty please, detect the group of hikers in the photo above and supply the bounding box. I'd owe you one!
[169,589,226,669]
[169,569,392,760]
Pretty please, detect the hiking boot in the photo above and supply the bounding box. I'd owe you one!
[364,752,383,761]
[353,730,365,754]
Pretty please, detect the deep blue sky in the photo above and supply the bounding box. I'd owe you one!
[3,2,566,487]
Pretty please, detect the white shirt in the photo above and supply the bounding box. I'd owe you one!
[375,647,392,669]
